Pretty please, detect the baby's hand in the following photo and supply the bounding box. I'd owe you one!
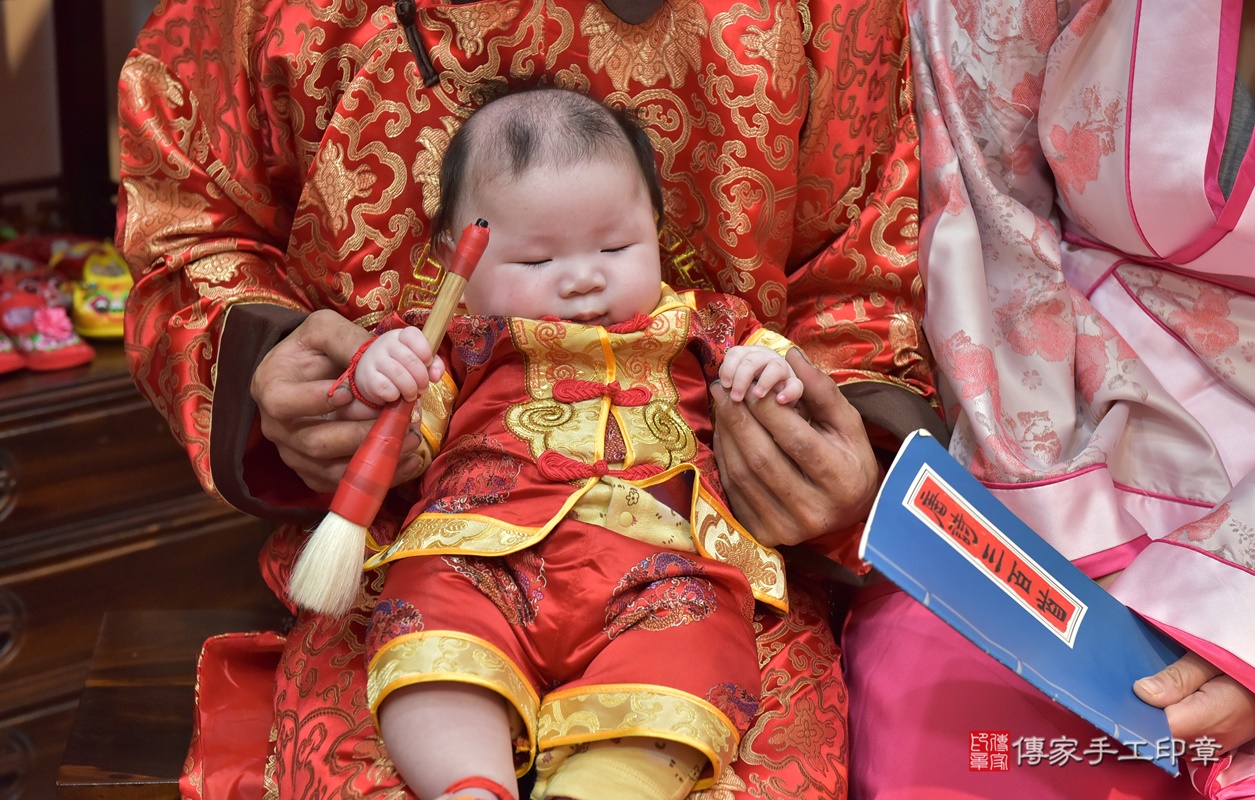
[719,345,803,406]
[353,327,444,405]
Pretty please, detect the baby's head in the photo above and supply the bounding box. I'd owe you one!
[436,87,665,325]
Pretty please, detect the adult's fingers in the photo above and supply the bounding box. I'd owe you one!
[256,375,350,421]
[296,308,374,365]
[1135,652,1220,707]
[711,379,868,546]
[1132,652,1255,752]
[789,349,875,457]
[709,386,796,544]
[720,354,878,537]
[271,416,425,492]
[267,414,371,486]
[785,352,880,520]
[253,309,371,418]
[1161,675,1255,754]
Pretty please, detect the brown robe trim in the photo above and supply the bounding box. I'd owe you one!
[210,303,324,525]
[841,380,950,456]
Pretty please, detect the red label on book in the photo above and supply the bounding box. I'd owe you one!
[906,468,1085,645]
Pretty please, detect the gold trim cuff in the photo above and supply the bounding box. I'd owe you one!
[536,683,739,788]
[366,631,540,775]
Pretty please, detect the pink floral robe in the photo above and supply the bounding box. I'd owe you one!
[843,0,1255,797]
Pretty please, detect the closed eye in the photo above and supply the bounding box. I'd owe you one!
[601,245,630,254]
[517,259,551,268]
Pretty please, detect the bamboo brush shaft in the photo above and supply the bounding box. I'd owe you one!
[421,272,467,350]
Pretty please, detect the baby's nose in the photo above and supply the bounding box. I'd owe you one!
[561,265,607,295]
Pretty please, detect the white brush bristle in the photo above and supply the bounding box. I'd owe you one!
[289,513,368,617]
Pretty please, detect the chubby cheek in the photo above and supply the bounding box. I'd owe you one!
[635,282,663,314]
[623,263,664,316]
[460,280,497,316]
[463,273,543,317]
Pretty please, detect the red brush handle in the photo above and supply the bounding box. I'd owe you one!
[328,400,411,526]
[326,220,490,526]
[445,218,489,280]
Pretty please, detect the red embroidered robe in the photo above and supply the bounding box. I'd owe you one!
[117,0,936,796]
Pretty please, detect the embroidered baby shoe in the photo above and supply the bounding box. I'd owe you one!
[0,274,95,371]
[0,332,23,375]
[50,240,132,339]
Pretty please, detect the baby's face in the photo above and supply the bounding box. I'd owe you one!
[458,156,663,326]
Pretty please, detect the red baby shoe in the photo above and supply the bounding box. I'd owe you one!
[0,275,94,371]
[0,332,23,375]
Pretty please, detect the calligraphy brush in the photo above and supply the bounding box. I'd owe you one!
[288,219,490,616]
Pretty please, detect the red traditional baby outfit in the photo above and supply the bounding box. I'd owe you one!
[366,285,792,787]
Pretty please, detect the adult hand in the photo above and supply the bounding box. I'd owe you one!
[1134,651,1255,754]
[710,348,879,547]
[251,309,425,493]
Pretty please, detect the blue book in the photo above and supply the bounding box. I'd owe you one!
[858,430,1185,775]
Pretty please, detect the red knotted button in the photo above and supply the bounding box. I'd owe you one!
[552,379,652,406]
[537,450,663,482]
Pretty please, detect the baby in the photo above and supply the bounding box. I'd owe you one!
[348,87,803,800]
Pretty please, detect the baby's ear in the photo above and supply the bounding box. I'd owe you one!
[430,230,459,267]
